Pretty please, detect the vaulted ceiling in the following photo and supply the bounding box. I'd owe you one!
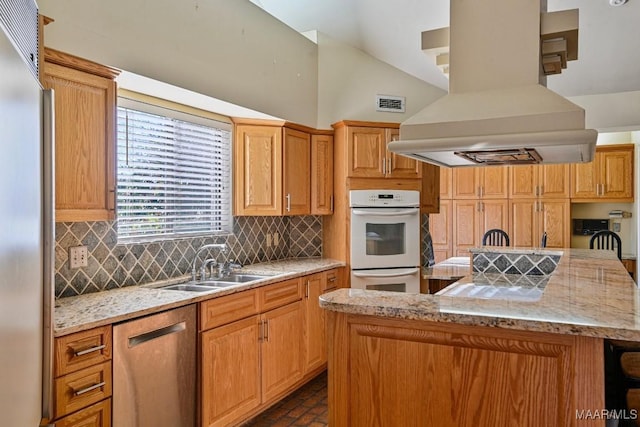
[251,0,640,97]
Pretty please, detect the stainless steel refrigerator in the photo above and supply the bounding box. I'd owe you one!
[0,0,55,425]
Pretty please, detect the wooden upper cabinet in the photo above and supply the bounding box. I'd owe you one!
[345,124,421,179]
[453,166,508,199]
[386,128,421,178]
[571,144,634,202]
[42,48,119,222]
[233,121,321,216]
[421,163,440,213]
[233,124,283,216]
[283,128,311,215]
[311,134,334,215]
[510,199,570,249]
[347,126,386,177]
[510,164,570,199]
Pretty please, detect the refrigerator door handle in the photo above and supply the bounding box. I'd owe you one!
[42,88,55,423]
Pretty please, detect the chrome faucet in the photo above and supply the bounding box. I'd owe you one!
[191,243,227,281]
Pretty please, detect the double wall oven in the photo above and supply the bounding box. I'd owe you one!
[350,190,421,293]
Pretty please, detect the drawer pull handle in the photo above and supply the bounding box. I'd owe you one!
[74,344,106,357]
[328,277,337,282]
[74,381,106,396]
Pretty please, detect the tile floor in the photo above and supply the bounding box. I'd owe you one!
[241,372,328,427]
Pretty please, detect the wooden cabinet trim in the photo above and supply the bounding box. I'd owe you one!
[44,47,120,79]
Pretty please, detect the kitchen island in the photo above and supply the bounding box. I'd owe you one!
[320,248,639,427]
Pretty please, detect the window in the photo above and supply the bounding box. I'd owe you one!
[116,97,232,242]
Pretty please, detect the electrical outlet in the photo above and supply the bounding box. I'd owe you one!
[69,245,88,269]
[273,232,279,246]
[266,233,272,248]
[613,222,621,232]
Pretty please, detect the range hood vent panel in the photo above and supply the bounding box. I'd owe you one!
[393,0,597,167]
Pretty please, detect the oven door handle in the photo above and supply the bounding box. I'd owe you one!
[352,268,419,278]
[351,208,418,217]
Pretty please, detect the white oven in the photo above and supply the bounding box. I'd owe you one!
[350,190,421,293]
[351,267,421,293]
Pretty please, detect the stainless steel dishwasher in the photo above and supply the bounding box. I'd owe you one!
[113,304,196,427]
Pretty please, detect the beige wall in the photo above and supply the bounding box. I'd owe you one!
[569,91,640,132]
[315,32,446,129]
[39,0,318,126]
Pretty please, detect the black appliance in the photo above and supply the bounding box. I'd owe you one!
[573,219,610,236]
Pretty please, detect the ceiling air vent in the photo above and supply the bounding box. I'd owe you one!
[376,95,405,113]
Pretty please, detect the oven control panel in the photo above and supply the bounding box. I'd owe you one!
[349,190,420,207]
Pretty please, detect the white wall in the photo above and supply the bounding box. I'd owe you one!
[39,0,318,126]
[315,32,446,129]
[569,91,640,132]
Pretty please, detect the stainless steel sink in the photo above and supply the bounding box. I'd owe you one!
[212,273,270,283]
[160,283,223,292]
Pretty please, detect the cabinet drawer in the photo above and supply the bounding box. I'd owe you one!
[200,289,259,331]
[55,326,112,377]
[55,361,112,418]
[55,398,111,427]
[323,269,339,291]
[259,278,302,312]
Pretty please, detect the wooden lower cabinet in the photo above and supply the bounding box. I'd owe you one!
[261,301,304,402]
[200,271,336,427]
[55,399,111,427]
[510,199,570,248]
[201,316,262,427]
[327,312,604,427]
[52,326,112,426]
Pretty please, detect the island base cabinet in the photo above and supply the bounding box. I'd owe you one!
[327,313,604,427]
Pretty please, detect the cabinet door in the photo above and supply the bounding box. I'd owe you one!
[478,200,509,242]
[570,161,598,199]
[600,149,633,200]
[283,128,311,215]
[439,167,453,200]
[311,134,334,215]
[347,126,385,177]
[539,164,570,199]
[429,200,452,263]
[303,274,326,374]
[481,166,509,198]
[509,200,537,248]
[539,200,570,249]
[421,163,440,213]
[452,168,480,199]
[261,301,304,403]
[509,165,537,198]
[452,200,480,256]
[234,124,282,215]
[43,62,116,222]
[201,316,261,427]
[386,128,421,178]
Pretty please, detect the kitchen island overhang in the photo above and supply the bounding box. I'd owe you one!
[320,248,637,427]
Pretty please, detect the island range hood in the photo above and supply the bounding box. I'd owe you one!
[388,0,597,167]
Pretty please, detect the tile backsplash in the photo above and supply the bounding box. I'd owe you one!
[55,216,322,298]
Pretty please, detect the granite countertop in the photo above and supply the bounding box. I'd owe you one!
[54,258,344,337]
[422,256,471,280]
[321,248,640,341]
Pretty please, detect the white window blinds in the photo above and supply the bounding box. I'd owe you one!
[116,98,232,242]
